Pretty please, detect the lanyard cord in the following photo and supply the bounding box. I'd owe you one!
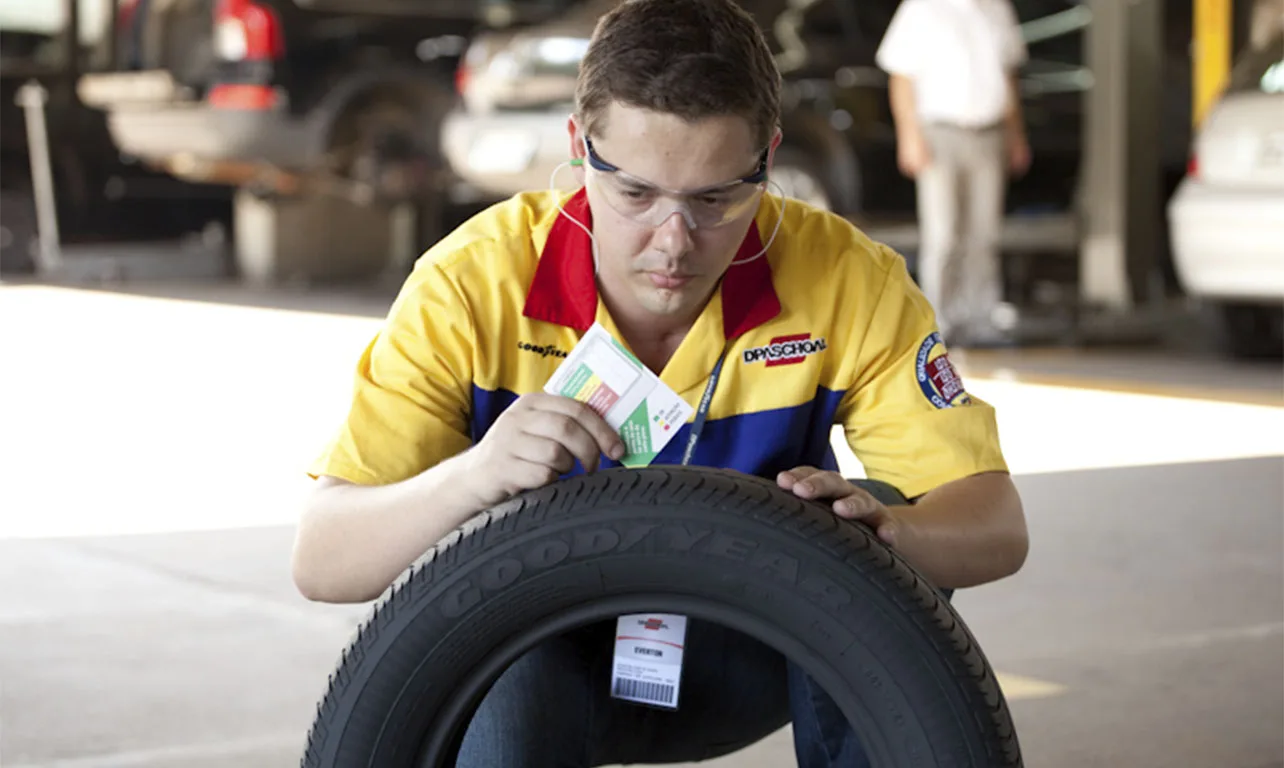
[680,345,732,466]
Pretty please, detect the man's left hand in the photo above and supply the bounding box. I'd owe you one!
[1006,131,1031,177]
[777,467,901,547]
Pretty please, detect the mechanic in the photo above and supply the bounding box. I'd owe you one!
[292,0,1029,765]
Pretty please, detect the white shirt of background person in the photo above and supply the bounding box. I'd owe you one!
[875,0,1028,129]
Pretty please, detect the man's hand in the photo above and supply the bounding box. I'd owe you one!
[897,130,932,178]
[777,467,902,546]
[1006,130,1031,177]
[464,393,626,508]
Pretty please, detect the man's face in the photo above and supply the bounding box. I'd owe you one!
[568,102,777,321]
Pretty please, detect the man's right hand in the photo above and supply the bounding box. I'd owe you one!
[897,131,932,178]
[463,393,626,508]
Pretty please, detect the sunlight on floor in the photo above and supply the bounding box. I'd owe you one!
[2,285,1281,540]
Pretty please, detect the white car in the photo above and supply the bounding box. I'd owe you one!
[1168,31,1284,357]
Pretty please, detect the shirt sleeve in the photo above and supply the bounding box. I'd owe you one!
[999,0,1029,69]
[836,248,1008,499]
[308,259,475,486]
[875,0,929,77]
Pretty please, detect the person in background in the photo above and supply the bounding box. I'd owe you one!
[876,0,1032,346]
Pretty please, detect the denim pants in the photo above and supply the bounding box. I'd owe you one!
[453,480,917,767]
[453,618,872,767]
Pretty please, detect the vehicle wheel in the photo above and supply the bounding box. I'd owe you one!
[301,466,1022,767]
[1220,302,1284,359]
[770,147,835,212]
[0,190,38,275]
[327,91,450,207]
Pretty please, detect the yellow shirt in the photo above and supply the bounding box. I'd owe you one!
[311,189,1007,499]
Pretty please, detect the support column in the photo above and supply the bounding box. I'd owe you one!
[1078,0,1164,310]
[1194,0,1234,127]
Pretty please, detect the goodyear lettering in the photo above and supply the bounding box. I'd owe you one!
[706,532,756,562]
[666,526,712,552]
[517,341,569,359]
[524,540,571,569]
[438,523,851,619]
[479,558,522,591]
[441,581,482,618]
[571,529,620,557]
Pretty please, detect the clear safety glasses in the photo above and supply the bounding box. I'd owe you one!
[581,136,769,229]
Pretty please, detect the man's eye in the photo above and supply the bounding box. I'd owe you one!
[693,195,734,210]
[620,188,652,201]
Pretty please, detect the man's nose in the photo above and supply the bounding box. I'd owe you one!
[652,208,695,256]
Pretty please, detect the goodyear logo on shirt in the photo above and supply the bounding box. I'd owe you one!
[916,332,972,408]
[742,334,828,367]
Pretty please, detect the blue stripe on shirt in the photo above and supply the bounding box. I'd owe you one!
[471,385,847,480]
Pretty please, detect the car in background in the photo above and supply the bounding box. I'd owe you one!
[1167,30,1284,358]
[442,0,1091,222]
[443,0,865,215]
[77,0,477,206]
[76,0,580,272]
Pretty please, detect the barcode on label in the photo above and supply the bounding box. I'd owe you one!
[612,677,677,707]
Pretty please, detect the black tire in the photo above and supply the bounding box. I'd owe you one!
[1219,302,1284,360]
[0,190,38,275]
[301,467,1021,767]
[772,146,839,213]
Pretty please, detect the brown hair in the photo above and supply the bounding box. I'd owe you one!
[575,0,782,150]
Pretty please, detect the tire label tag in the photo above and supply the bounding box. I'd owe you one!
[610,613,687,709]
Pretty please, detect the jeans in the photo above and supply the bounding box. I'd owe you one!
[453,480,918,767]
[453,619,871,767]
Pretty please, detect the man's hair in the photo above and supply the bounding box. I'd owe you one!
[575,0,782,151]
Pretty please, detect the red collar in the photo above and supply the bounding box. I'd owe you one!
[523,189,781,338]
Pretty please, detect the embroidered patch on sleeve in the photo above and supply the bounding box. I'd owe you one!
[915,332,972,408]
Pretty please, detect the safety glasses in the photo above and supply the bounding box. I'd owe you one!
[582,137,768,229]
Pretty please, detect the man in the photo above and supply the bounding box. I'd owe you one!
[876,0,1032,346]
[293,0,1028,765]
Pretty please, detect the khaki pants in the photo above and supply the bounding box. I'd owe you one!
[915,123,1007,338]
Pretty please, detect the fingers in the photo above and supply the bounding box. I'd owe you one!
[520,414,608,474]
[778,468,852,501]
[776,468,901,547]
[527,394,626,461]
[776,466,822,491]
[831,495,900,547]
[832,490,882,520]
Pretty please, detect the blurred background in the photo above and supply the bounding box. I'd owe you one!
[0,0,1281,766]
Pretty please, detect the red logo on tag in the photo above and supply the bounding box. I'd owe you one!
[642,618,665,631]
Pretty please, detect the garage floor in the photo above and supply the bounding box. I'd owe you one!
[1,283,1280,768]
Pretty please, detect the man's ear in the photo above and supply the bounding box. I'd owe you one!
[567,114,587,186]
[766,126,784,172]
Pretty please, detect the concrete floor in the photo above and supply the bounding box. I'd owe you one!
[0,282,1280,768]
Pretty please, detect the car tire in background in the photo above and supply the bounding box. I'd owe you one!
[300,466,1022,768]
[771,146,836,212]
[0,189,38,276]
[1219,302,1284,359]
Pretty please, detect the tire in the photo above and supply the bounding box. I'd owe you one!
[0,190,38,275]
[301,467,1021,767]
[1219,302,1284,360]
[771,146,837,212]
